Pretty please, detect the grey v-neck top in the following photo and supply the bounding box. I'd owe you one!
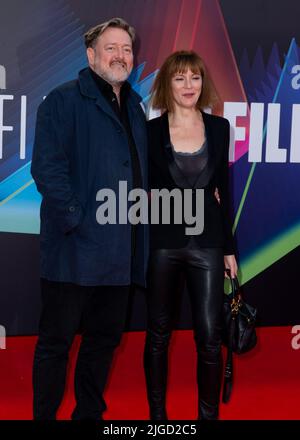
[171,139,209,249]
[171,139,208,188]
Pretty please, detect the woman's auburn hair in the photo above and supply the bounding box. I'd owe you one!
[151,50,217,113]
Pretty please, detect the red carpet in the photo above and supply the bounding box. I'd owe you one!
[0,327,299,420]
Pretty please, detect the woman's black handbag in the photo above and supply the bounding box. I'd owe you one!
[222,274,257,403]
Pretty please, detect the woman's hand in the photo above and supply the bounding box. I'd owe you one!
[214,187,220,204]
[224,254,238,279]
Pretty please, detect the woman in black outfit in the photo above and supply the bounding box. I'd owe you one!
[144,50,238,420]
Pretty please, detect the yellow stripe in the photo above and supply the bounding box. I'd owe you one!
[0,179,34,207]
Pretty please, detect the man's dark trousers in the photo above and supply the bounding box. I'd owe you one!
[32,278,129,420]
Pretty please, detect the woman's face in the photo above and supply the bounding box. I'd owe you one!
[171,68,202,110]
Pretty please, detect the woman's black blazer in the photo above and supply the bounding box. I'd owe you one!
[147,111,235,255]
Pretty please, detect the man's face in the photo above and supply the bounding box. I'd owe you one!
[87,27,133,85]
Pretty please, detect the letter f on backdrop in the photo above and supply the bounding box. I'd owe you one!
[0,65,6,90]
[0,325,6,349]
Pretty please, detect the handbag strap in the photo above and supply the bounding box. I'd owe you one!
[222,317,234,403]
[233,276,241,298]
[222,272,240,403]
[227,270,240,300]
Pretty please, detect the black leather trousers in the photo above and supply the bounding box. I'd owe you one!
[144,247,224,420]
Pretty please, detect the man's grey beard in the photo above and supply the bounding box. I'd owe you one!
[94,65,130,86]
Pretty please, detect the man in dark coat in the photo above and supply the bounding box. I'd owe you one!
[31,17,148,420]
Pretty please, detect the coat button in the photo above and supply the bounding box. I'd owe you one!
[69,206,75,212]
[123,160,129,167]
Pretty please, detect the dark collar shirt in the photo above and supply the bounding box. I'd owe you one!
[90,68,142,256]
[89,68,142,190]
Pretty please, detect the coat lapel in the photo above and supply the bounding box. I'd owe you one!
[78,67,123,129]
[94,95,123,129]
[159,112,189,188]
[126,95,147,184]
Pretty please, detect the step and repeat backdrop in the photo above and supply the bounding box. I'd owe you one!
[0,0,300,334]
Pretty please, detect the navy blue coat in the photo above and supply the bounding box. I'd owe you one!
[31,68,148,286]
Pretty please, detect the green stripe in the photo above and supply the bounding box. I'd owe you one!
[232,162,256,233]
[239,222,300,284]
